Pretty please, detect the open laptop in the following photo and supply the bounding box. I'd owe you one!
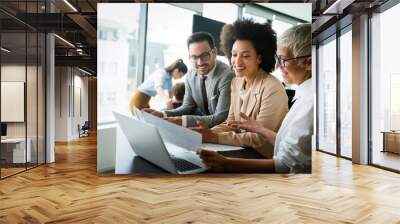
[113,111,207,174]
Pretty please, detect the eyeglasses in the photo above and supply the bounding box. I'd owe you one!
[189,50,212,63]
[275,54,311,68]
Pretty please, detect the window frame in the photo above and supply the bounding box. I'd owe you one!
[368,0,400,173]
[135,3,309,88]
[315,23,353,161]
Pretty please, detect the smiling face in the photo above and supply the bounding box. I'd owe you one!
[188,41,217,76]
[231,40,261,78]
[276,46,311,85]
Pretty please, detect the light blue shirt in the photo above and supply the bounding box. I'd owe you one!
[138,69,172,97]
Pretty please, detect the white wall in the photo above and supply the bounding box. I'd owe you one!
[55,67,89,141]
[55,66,69,141]
[1,65,39,137]
[1,65,26,136]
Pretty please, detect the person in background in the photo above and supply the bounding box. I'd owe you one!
[144,32,234,128]
[192,19,288,158]
[166,82,185,109]
[129,59,187,110]
[198,24,312,173]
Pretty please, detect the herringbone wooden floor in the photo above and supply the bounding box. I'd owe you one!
[1,135,400,224]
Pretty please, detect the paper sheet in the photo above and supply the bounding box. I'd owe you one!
[138,109,202,152]
[133,108,245,152]
[132,107,145,120]
[200,143,244,152]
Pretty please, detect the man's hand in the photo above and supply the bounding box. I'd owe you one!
[191,121,218,143]
[167,116,182,125]
[142,108,163,118]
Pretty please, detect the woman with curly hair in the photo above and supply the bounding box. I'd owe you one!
[198,24,312,173]
[192,19,288,159]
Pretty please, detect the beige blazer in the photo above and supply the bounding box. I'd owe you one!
[211,69,288,158]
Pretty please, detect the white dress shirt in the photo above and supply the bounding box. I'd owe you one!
[273,78,313,173]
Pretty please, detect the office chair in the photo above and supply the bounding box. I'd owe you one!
[79,121,90,138]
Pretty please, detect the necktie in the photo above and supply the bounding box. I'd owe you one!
[201,76,210,115]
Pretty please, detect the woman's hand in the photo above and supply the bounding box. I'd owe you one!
[197,149,229,172]
[191,121,218,143]
[228,112,277,145]
[227,112,267,135]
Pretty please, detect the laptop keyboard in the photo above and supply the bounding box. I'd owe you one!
[170,157,201,172]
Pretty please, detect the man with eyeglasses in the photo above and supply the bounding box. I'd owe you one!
[143,32,234,128]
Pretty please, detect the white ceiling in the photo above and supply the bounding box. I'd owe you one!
[257,3,312,22]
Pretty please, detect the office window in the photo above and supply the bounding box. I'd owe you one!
[145,4,195,110]
[242,13,267,24]
[0,0,47,179]
[273,19,293,38]
[99,30,107,40]
[317,36,337,154]
[339,28,352,158]
[242,7,268,24]
[112,30,118,41]
[371,3,400,171]
[203,3,237,66]
[203,3,238,24]
[1,32,28,177]
[97,4,140,123]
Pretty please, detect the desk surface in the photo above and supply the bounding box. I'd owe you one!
[114,125,264,174]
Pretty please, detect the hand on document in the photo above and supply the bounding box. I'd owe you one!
[142,108,182,126]
[142,108,163,118]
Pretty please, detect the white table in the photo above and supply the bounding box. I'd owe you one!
[1,138,31,163]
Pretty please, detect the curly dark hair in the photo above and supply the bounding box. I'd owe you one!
[220,19,277,73]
